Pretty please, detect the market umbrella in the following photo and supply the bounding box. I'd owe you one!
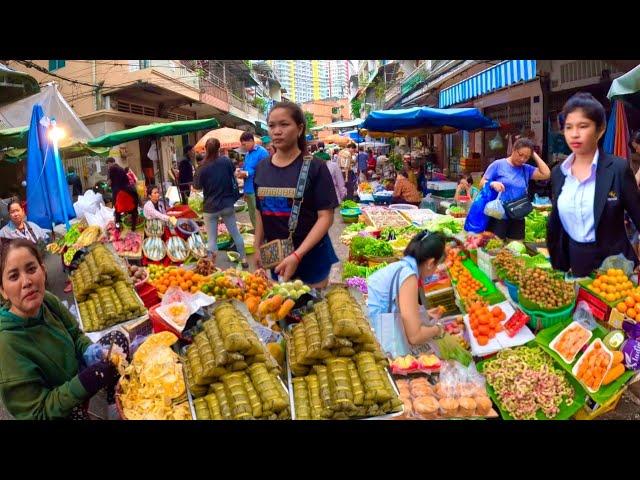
[89,117,219,201]
[323,134,351,146]
[603,101,631,160]
[25,104,75,230]
[360,106,499,137]
[193,127,262,154]
[608,64,640,109]
[341,129,364,143]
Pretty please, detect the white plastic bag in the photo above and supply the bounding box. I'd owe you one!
[573,301,598,331]
[484,192,505,220]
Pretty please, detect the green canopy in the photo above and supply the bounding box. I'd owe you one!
[0,125,28,149]
[608,65,640,109]
[88,117,220,147]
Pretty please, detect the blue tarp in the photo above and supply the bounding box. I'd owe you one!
[360,106,499,134]
[25,104,75,230]
[341,129,365,142]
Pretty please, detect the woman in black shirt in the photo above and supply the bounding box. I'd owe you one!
[254,102,339,288]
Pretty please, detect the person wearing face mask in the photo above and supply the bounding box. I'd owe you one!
[367,232,447,353]
[254,102,339,288]
[481,138,551,240]
[0,239,129,419]
[548,93,640,277]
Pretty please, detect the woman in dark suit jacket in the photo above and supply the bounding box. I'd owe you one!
[547,93,640,277]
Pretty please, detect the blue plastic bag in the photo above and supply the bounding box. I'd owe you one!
[464,183,497,233]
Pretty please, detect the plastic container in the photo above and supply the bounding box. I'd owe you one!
[549,321,593,364]
[341,208,361,224]
[572,338,613,394]
[504,279,519,303]
[520,301,576,332]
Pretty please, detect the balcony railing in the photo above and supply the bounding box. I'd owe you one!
[144,60,200,90]
[385,82,401,103]
[200,77,228,103]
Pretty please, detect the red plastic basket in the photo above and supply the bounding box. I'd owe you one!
[136,282,160,309]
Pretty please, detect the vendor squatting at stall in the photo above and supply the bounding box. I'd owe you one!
[367,232,446,353]
[0,239,129,420]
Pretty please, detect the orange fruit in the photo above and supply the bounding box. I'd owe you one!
[606,293,615,302]
[628,308,637,319]
[633,293,640,304]
[477,335,489,346]
[625,297,635,307]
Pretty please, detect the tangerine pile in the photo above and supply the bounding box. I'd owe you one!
[615,290,640,321]
[468,302,506,346]
[151,267,210,295]
[590,269,634,303]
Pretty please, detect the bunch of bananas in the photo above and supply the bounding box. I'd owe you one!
[74,226,102,248]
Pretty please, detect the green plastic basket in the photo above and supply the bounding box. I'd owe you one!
[520,301,576,332]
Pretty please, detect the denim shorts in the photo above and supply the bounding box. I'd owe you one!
[270,234,338,285]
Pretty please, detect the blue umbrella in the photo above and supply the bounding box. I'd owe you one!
[26,105,75,230]
[603,101,617,155]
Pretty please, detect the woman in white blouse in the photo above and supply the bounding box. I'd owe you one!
[143,186,177,224]
[548,93,640,276]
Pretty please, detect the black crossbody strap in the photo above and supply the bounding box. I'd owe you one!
[287,155,313,234]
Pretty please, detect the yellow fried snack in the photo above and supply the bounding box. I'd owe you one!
[118,333,191,420]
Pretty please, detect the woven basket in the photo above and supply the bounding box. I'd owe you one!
[367,256,398,268]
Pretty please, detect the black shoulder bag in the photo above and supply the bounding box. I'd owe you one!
[503,167,533,220]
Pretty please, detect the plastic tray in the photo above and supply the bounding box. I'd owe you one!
[549,321,593,365]
[287,361,404,420]
[572,339,613,394]
[74,287,149,342]
[535,321,636,405]
[460,258,505,305]
[462,301,535,357]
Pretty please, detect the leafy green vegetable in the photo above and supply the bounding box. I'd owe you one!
[436,334,473,367]
[344,222,367,233]
[525,210,548,242]
[506,241,527,254]
[380,225,422,241]
[342,261,388,280]
[363,240,393,258]
[423,217,462,236]
[341,200,359,210]
[349,236,378,257]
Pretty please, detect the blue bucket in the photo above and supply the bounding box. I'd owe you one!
[504,280,519,303]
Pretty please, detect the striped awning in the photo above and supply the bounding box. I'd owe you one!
[439,60,537,108]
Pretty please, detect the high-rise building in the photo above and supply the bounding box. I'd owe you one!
[268,60,351,103]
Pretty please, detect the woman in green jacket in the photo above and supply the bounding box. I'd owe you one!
[0,239,126,420]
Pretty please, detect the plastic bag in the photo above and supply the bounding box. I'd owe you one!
[599,254,634,277]
[489,132,504,151]
[157,286,214,332]
[188,190,204,214]
[464,183,497,233]
[573,301,598,331]
[484,192,505,220]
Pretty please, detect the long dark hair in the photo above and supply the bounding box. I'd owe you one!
[0,239,45,288]
[403,231,445,265]
[268,101,307,153]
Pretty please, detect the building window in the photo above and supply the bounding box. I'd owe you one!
[48,60,66,71]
